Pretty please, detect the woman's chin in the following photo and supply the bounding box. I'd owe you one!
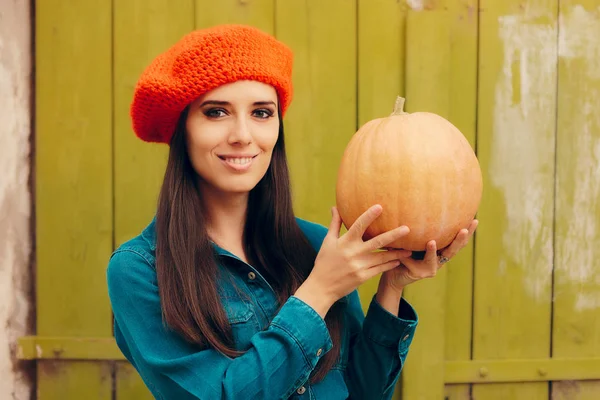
[218,181,260,195]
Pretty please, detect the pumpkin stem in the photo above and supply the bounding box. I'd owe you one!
[391,96,408,116]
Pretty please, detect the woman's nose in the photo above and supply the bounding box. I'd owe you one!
[228,116,253,145]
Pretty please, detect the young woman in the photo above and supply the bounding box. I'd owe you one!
[107,24,477,400]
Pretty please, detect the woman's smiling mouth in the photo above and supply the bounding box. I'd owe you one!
[217,154,258,171]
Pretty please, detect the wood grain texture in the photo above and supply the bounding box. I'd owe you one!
[355,0,410,330]
[275,1,356,229]
[113,0,194,247]
[473,0,558,398]
[35,0,114,397]
[553,1,600,398]
[112,0,195,397]
[440,0,479,398]
[401,9,451,400]
[196,0,274,32]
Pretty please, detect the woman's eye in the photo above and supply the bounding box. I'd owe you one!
[253,109,274,119]
[204,108,227,118]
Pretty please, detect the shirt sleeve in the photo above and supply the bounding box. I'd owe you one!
[107,248,332,400]
[344,289,418,400]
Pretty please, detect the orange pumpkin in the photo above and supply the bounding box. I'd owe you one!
[335,96,482,251]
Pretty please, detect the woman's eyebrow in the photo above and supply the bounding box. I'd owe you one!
[253,101,277,107]
[199,100,277,107]
[199,100,230,107]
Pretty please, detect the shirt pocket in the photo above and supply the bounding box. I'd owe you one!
[221,292,261,351]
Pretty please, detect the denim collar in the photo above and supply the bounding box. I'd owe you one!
[141,216,229,256]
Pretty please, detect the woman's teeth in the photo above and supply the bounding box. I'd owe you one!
[225,157,252,164]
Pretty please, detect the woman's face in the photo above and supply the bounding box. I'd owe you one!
[185,80,280,197]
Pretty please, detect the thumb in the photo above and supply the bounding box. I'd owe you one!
[327,206,343,239]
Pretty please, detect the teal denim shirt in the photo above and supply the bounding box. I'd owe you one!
[107,217,418,400]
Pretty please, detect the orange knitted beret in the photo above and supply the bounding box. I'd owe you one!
[130,24,294,144]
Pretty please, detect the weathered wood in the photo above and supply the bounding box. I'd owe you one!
[473,0,558,399]
[446,357,600,383]
[116,363,155,400]
[355,0,410,334]
[275,2,356,232]
[553,1,600,399]
[35,0,114,397]
[438,0,479,398]
[38,361,112,400]
[196,0,274,32]
[401,9,451,400]
[112,0,196,397]
[113,0,194,247]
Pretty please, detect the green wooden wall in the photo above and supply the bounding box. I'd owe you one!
[21,0,600,399]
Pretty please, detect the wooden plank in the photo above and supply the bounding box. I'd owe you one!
[35,0,113,397]
[356,2,408,395]
[400,9,451,400]
[195,0,274,32]
[38,361,112,400]
[473,0,557,399]
[113,0,194,247]
[446,358,600,383]
[275,3,356,231]
[17,336,124,360]
[35,0,113,340]
[113,0,195,398]
[356,0,409,347]
[116,363,155,400]
[553,1,600,399]
[357,0,407,128]
[437,0,479,399]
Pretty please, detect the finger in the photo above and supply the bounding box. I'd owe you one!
[364,225,410,251]
[424,240,443,273]
[380,248,412,258]
[440,229,469,259]
[326,207,343,239]
[397,249,412,258]
[363,260,402,280]
[424,240,438,264]
[345,204,383,241]
[468,219,479,235]
[441,219,479,259]
[383,247,412,258]
[367,249,409,269]
[396,257,438,280]
[397,243,440,279]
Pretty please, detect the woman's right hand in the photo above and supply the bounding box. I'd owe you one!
[294,205,411,318]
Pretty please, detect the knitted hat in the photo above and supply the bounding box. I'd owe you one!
[130,24,294,144]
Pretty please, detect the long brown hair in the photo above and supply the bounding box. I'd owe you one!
[155,106,344,382]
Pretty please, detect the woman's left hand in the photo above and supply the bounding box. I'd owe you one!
[380,219,479,293]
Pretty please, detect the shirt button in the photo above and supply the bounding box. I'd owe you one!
[297,386,306,395]
[316,348,323,356]
[248,271,256,280]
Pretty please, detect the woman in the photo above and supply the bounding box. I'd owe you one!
[107,24,477,400]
